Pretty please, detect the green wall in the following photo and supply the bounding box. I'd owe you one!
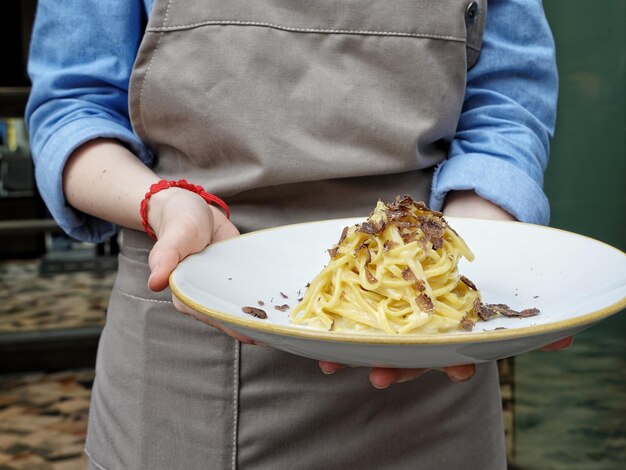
[514,3,626,467]
[543,0,626,251]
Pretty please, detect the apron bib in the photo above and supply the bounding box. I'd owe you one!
[86,1,506,469]
[129,0,486,232]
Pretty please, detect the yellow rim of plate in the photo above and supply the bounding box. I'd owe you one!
[169,217,626,345]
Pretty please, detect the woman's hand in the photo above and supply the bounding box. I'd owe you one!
[145,188,255,343]
[319,362,477,389]
[145,187,239,290]
[319,335,573,389]
[63,139,252,342]
[442,189,516,221]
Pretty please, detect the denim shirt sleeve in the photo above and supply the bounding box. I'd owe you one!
[430,0,558,225]
[26,0,151,242]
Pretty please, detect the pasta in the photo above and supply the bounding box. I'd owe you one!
[290,196,482,334]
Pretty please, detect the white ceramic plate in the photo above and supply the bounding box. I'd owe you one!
[170,217,626,368]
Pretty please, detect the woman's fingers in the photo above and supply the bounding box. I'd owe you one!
[368,368,429,389]
[145,196,246,342]
[319,362,476,388]
[210,207,240,242]
[148,243,181,292]
[147,220,209,292]
[540,336,573,351]
[147,204,239,293]
[318,361,349,375]
[368,365,475,388]
[441,364,476,383]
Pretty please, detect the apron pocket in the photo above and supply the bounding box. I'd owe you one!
[86,249,239,468]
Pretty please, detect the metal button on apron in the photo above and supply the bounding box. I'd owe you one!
[465,2,479,26]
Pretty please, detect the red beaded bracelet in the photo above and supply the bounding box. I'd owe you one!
[140,179,230,240]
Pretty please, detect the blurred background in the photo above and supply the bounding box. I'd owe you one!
[514,1,625,469]
[0,1,624,468]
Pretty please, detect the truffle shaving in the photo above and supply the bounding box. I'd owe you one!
[358,219,386,235]
[487,304,540,318]
[401,268,417,283]
[365,269,378,284]
[355,243,372,265]
[474,299,498,321]
[383,240,398,251]
[474,299,540,321]
[460,316,475,331]
[460,275,477,291]
[416,293,435,313]
[242,306,267,319]
[419,217,445,250]
[337,226,349,245]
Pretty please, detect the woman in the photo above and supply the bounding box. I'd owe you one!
[27,0,568,468]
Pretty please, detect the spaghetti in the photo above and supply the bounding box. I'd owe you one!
[291,196,482,334]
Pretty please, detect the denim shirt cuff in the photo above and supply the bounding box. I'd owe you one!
[34,117,153,242]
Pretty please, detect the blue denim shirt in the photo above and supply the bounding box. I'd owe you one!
[26,0,557,242]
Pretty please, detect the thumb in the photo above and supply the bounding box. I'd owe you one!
[209,207,240,243]
[148,241,182,292]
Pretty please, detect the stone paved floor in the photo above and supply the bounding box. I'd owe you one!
[0,260,113,333]
[0,370,92,469]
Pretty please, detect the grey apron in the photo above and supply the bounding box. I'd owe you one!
[86,1,506,468]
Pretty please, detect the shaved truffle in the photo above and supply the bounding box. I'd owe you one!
[474,299,498,321]
[419,217,445,250]
[416,293,435,313]
[383,240,399,251]
[337,226,349,245]
[242,306,267,319]
[474,299,540,321]
[519,308,540,317]
[355,243,372,265]
[358,219,386,235]
[365,269,378,284]
[487,304,540,318]
[460,317,475,331]
[401,268,417,283]
[460,275,477,291]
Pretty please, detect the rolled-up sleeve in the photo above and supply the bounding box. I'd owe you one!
[430,0,558,225]
[26,0,151,242]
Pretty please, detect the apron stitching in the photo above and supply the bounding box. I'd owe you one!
[121,246,151,253]
[161,0,172,27]
[84,447,108,470]
[231,340,240,470]
[138,0,173,137]
[120,291,172,304]
[147,20,466,43]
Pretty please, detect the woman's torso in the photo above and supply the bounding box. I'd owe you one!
[85,1,506,469]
